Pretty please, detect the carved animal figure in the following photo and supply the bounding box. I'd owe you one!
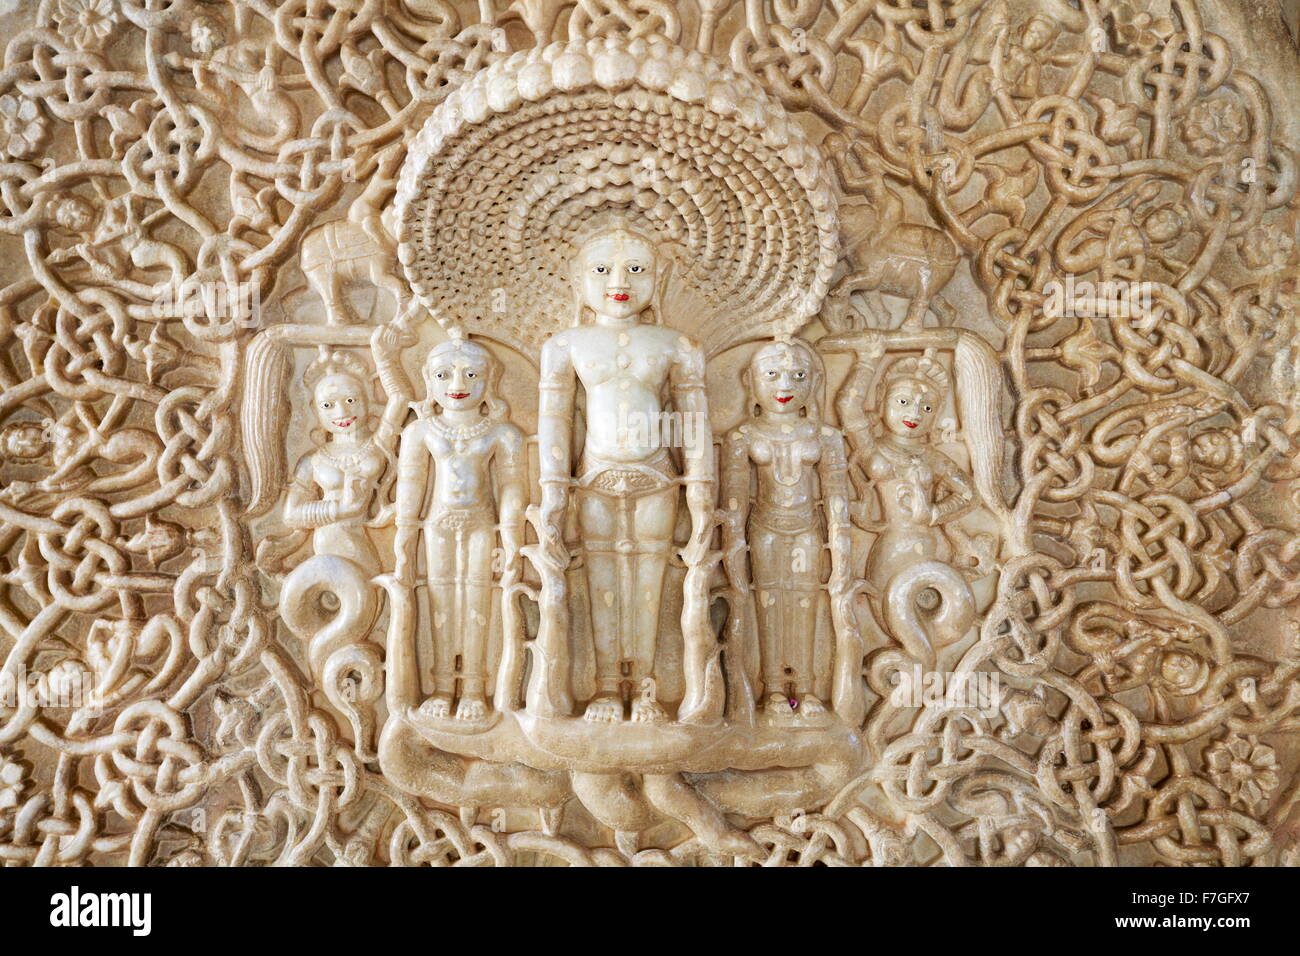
[824,132,960,331]
[300,146,407,325]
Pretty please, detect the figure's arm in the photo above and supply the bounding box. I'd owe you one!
[928,451,977,526]
[283,455,334,528]
[718,427,752,587]
[536,335,576,534]
[818,427,854,586]
[833,332,886,453]
[671,338,716,560]
[371,310,417,439]
[393,423,429,586]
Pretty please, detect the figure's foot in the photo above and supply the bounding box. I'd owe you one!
[630,694,667,723]
[418,694,452,719]
[797,694,827,718]
[583,694,624,723]
[764,692,795,717]
[455,695,488,721]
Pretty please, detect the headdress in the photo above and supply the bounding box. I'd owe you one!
[304,349,371,394]
[881,348,951,401]
[395,35,839,359]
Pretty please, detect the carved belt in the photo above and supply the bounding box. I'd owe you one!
[576,449,676,497]
[425,505,495,532]
[749,508,822,535]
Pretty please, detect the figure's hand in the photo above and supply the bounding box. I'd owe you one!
[372,320,415,353]
[335,496,369,521]
[854,329,887,361]
[679,533,711,569]
[526,501,569,571]
[538,483,567,526]
[897,482,930,524]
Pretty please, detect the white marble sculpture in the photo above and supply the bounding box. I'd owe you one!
[1,0,1298,870]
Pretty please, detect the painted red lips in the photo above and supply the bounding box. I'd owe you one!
[446,392,470,400]
[903,421,918,429]
[607,292,630,301]
[332,416,357,428]
[776,396,794,404]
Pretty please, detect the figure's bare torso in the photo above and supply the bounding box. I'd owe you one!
[554,323,687,462]
[743,420,823,518]
[408,422,515,514]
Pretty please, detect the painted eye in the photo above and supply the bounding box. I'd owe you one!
[345,397,354,404]
[320,402,331,409]
[466,371,476,378]
[923,404,931,412]
[765,370,777,378]
[897,397,907,405]
[628,264,644,274]
[594,265,608,274]
[794,371,806,380]
[436,372,446,379]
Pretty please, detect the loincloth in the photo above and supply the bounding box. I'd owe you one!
[576,448,677,498]
[425,503,496,533]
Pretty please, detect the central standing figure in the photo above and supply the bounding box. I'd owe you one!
[537,217,714,724]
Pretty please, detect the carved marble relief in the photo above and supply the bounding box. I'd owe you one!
[0,0,1298,867]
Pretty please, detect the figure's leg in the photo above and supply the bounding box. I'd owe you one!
[902,295,929,331]
[455,524,495,720]
[322,265,356,326]
[578,488,624,722]
[789,531,825,716]
[373,265,408,322]
[629,485,676,723]
[750,523,791,716]
[420,524,455,718]
[829,266,882,302]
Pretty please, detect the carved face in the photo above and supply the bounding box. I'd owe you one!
[313,373,368,436]
[882,378,939,438]
[1143,205,1184,244]
[191,17,225,56]
[54,197,93,234]
[751,344,814,415]
[1192,429,1235,470]
[576,231,657,322]
[425,351,487,412]
[1022,17,1056,50]
[2,423,46,460]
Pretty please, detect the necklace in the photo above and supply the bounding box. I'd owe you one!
[879,437,925,467]
[318,435,378,472]
[428,414,493,443]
